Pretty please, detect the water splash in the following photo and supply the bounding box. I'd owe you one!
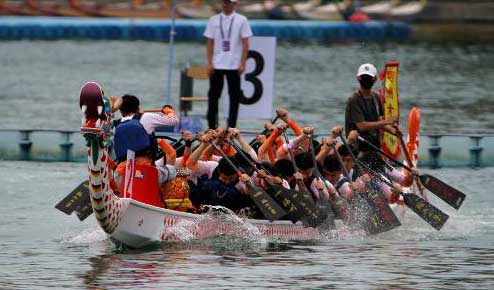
[60,228,107,244]
[160,206,264,244]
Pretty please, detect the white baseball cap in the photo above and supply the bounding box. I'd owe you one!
[357,63,377,77]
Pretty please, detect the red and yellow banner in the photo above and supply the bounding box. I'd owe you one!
[379,62,401,159]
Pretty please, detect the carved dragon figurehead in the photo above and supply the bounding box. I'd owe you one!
[80,81,123,234]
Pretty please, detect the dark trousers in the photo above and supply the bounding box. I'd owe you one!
[207,69,242,129]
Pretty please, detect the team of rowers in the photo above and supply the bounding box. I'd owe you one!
[107,63,419,225]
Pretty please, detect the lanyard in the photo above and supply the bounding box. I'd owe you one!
[220,14,235,40]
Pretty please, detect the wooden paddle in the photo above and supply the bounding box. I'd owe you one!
[352,154,449,231]
[331,143,372,230]
[55,136,184,221]
[307,135,347,225]
[54,180,93,221]
[226,139,304,223]
[281,131,324,227]
[358,136,466,210]
[210,142,287,222]
[339,136,402,235]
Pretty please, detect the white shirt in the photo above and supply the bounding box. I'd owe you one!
[119,113,178,135]
[204,12,253,70]
[139,112,179,135]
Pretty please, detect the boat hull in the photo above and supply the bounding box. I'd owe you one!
[111,198,323,248]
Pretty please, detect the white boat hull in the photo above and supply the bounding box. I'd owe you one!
[111,198,324,248]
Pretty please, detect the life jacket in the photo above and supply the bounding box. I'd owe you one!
[160,168,194,212]
[120,164,163,208]
[114,119,151,162]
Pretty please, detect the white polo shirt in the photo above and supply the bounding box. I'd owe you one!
[204,12,253,70]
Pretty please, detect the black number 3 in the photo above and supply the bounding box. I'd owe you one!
[240,50,264,105]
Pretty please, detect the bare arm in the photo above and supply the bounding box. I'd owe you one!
[356,119,393,133]
[207,38,214,75]
[239,37,249,74]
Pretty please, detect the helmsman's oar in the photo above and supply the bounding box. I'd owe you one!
[226,139,304,223]
[210,142,286,222]
[339,136,402,235]
[358,136,466,210]
[352,153,449,231]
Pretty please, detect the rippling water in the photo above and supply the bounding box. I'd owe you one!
[1,161,492,289]
[1,41,493,133]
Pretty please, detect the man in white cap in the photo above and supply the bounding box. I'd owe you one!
[204,0,253,129]
[344,63,399,153]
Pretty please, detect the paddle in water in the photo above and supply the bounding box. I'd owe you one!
[339,136,401,235]
[281,131,325,227]
[54,180,93,221]
[226,139,304,223]
[354,156,449,231]
[358,136,466,210]
[210,142,286,222]
[308,135,351,226]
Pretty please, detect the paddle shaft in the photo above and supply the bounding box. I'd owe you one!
[332,144,352,181]
[358,136,414,172]
[281,131,308,191]
[227,139,305,223]
[397,134,427,196]
[211,142,287,221]
[248,116,279,146]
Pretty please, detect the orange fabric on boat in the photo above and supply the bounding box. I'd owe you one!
[161,173,194,212]
[120,164,163,208]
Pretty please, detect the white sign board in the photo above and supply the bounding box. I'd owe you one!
[223,36,276,120]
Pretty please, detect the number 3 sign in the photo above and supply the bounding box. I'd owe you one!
[223,37,276,120]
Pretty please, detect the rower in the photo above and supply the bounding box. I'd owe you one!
[112,94,178,188]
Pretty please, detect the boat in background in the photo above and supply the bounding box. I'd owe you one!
[239,0,297,20]
[293,1,346,21]
[67,0,173,18]
[176,0,216,19]
[0,0,41,15]
[362,0,427,22]
[24,0,88,16]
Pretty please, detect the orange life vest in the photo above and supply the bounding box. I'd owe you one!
[160,168,194,212]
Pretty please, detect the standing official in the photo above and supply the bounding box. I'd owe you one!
[204,0,253,129]
[345,63,399,152]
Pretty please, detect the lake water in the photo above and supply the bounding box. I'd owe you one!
[0,161,492,289]
[1,41,493,134]
[1,40,493,289]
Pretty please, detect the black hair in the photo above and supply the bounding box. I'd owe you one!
[260,162,281,177]
[338,144,358,157]
[323,155,342,173]
[218,156,239,176]
[120,94,140,114]
[312,139,321,155]
[234,151,255,175]
[294,152,313,171]
[274,159,295,179]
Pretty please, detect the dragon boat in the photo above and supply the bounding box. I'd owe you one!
[79,82,329,249]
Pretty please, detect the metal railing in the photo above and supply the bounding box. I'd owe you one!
[1,128,494,168]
